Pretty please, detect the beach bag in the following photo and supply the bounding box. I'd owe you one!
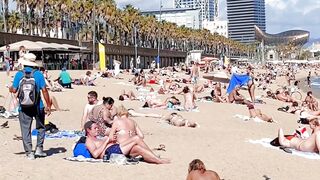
[45,122,59,134]
[73,137,92,158]
[0,106,6,113]
[17,70,38,108]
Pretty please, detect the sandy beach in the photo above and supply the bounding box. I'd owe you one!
[1,69,320,180]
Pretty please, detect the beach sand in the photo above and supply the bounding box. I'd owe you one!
[0,69,320,180]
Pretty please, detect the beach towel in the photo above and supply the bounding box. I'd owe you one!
[233,114,265,123]
[114,82,134,87]
[32,130,84,139]
[248,138,320,160]
[65,156,103,163]
[0,111,19,119]
[227,74,251,94]
[65,155,140,165]
[168,106,200,112]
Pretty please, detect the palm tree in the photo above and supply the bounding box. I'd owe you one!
[7,11,21,33]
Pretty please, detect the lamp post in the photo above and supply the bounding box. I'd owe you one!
[157,0,162,70]
[134,24,138,68]
[92,0,96,70]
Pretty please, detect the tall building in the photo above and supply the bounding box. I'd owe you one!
[142,8,201,29]
[226,0,266,43]
[174,0,216,23]
[202,20,228,38]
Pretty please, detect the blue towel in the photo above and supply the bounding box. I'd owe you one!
[32,129,84,139]
[227,74,252,94]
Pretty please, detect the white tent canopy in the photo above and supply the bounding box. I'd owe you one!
[0,40,86,52]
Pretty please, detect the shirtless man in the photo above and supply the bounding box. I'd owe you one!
[108,106,170,164]
[186,159,220,180]
[278,118,320,154]
[81,91,100,129]
[191,61,200,85]
[304,91,318,111]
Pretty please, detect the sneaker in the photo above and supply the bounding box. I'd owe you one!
[35,147,47,157]
[26,152,35,160]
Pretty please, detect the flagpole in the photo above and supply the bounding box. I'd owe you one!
[157,0,162,70]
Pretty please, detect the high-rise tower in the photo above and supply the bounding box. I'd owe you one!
[174,0,215,22]
[226,0,266,43]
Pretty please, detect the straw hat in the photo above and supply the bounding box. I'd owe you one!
[18,53,40,67]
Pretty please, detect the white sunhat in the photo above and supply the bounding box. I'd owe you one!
[18,53,41,67]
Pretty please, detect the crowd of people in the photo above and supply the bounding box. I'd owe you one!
[3,50,320,179]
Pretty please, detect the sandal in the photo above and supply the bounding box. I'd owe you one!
[153,144,166,151]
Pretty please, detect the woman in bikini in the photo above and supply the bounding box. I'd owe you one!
[161,112,199,128]
[247,104,274,123]
[118,89,137,101]
[278,118,320,154]
[108,105,170,164]
[182,86,197,111]
[142,96,181,109]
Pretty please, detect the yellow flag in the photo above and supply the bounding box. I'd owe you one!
[224,56,230,66]
[99,43,106,71]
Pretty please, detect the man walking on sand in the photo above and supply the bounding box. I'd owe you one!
[9,53,51,160]
[191,61,200,85]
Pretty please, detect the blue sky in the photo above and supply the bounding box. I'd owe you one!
[115,0,320,39]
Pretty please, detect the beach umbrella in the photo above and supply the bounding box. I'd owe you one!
[203,71,230,83]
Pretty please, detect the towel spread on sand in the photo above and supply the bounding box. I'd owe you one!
[234,114,265,123]
[65,156,140,165]
[0,111,19,119]
[114,82,134,86]
[32,130,84,139]
[248,138,320,160]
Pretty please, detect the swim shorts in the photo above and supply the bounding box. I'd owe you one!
[105,144,123,160]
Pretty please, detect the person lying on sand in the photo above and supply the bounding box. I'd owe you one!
[186,159,220,180]
[278,118,320,154]
[142,96,181,109]
[278,102,320,120]
[275,90,296,103]
[84,121,170,164]
[127,108,162,118]
[247,104,274,123]
[119,90,137,101]
[161,113,199,128]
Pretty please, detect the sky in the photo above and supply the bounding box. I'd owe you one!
[115,0,320,39]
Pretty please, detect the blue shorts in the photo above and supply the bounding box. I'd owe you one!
[105,144,123,160]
